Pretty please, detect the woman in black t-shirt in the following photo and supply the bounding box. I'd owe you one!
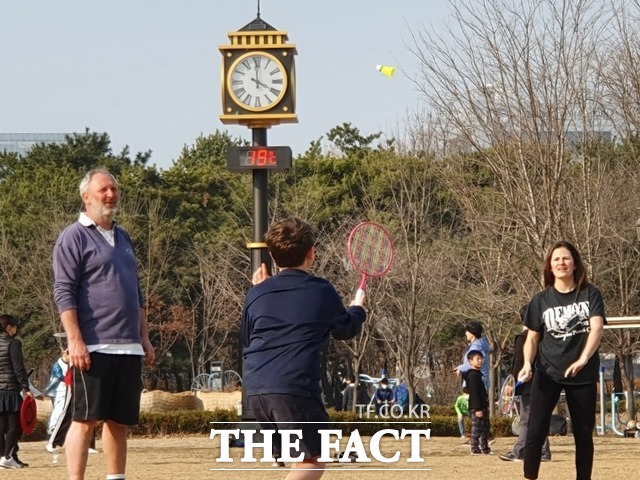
[518,241,605,480]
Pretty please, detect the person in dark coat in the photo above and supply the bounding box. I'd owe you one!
[0,315,32,469]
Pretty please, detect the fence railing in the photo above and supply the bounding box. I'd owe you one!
[604,316,640,329]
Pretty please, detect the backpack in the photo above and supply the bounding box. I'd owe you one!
[549,414,567,436]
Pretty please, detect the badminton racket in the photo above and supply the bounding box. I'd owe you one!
[347,221,394,303]
[498,374,523,415]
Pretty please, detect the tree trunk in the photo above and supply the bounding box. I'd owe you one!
[351,356,362,412]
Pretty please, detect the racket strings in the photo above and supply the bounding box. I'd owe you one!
[350,227,393,275]
[499,376,516,415]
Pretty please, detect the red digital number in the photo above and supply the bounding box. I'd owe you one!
[248,148,276,167]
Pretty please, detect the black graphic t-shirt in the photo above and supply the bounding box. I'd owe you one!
[525,284,606,385]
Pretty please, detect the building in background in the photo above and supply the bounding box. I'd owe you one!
[0,133,71,156]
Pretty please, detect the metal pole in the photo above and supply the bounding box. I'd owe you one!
[241,127,271,425]
[597,366,605,435]
[611,393,625,436]
[251,127,271,275]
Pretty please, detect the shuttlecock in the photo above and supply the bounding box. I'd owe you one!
[376,65,395,78]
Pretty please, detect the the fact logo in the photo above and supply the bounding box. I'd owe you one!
[210,427,431,464]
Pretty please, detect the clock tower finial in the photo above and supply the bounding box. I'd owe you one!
[257,0,260,18]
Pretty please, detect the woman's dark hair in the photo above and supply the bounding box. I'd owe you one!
[519,304,529,323]
[543,240,588,289]
[0,314,19,332]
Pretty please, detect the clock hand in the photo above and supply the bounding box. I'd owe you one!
[251,77,269,89]
[254,67,269,88]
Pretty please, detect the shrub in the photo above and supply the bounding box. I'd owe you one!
[24,407,515,441]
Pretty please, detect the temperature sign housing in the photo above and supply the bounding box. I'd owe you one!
[227,146,293,173]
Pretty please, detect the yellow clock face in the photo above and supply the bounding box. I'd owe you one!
[227,52,287,112]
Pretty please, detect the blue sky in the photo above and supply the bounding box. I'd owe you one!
[1,1,450,169]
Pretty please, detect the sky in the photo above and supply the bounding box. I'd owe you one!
[1,1,451,170]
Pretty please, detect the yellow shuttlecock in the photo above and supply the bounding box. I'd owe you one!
[376,65,395,78]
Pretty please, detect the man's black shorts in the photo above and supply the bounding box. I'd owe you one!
[248,394,330,459]
[71,352,143,425]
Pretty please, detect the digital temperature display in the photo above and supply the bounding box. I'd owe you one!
[227,146,292,173]
[240,148,277,167]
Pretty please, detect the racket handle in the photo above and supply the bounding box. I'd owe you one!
[516,374,528,387]
[354,288,365,305]
[515,376,528,389]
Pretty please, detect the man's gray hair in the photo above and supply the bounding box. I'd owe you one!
[79,168,117,197]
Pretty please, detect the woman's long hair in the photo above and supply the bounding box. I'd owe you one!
[542,240,588,289]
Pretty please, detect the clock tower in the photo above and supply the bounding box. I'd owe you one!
[219,15,297,128]
[219,12,298,425]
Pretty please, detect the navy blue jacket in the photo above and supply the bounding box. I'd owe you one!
[242,269,366,399]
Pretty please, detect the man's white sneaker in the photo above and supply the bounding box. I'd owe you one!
[0,456,21,469]
[88,448,99,454]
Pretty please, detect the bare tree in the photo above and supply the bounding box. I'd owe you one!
[309,219,379,412]
[599,0,640,137]
[184,242,248,378]
[409,0,613,253]
[353,151,454,412]
[405,0,640,416]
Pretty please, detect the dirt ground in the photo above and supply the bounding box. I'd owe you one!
[12,434,640,479]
